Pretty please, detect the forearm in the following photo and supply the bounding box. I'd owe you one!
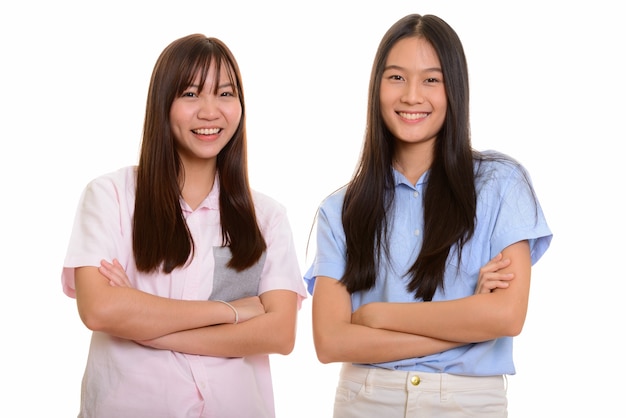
[358,295,518,343]
[143,290,299,357]
[84,288,234,341]
[312,276,462,364]
[314,320,463,364]
[142,312,293,357]
[75,267,234,340]
[354,241,532,342]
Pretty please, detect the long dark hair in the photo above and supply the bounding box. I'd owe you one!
[134,34,266,273]
[341,14,475,301]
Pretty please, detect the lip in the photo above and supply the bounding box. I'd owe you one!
[397,111,429,122]
[192,127,222,135]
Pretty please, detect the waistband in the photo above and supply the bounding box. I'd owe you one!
[340,363,506,392]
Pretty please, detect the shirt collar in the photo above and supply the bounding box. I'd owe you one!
[392,167,429,189]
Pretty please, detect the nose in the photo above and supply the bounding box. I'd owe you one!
[197,95,219,120]
[401,81,424,105]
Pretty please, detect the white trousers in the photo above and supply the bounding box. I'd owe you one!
[333,363,508,418]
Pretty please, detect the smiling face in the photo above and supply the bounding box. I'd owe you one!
[169,61,242,167]
[380,36,447,151]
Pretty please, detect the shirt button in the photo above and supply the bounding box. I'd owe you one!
[413,191,419,198]
[414,229,420,236]
[410,375,420,386]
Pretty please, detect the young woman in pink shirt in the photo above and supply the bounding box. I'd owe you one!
[62,34,307,417]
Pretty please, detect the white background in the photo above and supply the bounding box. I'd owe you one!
[1,1,624,416]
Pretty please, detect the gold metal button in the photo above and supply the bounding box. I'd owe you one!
[410,375,420,386]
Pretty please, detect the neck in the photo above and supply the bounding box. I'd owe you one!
[179,160,218,210]
[393,141,434,185]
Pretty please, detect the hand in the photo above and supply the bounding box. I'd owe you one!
[99,258,133,288]
[475,253,514,294]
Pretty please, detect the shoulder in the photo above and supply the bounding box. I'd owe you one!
[81,166,137,204]
[250,189,289,224]
[473,151,542,210]
[251,189,285,210]
[306,185,348,229]
[319,185,347,213]
[474,150,531,187]
[474,150,522,171]
[86,166,137,190]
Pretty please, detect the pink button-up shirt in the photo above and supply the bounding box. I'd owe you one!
[62,166,306,418]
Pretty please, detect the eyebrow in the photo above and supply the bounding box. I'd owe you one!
[383,64,443,73]
[188,82,234,91]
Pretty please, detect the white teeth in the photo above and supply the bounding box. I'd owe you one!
[399,112,427,120]
[194,128,221,135]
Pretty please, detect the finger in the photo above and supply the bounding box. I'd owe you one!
[475,281,496,294]
[494,258,512,269]
[98,262,114,279]
[475,271,514,294]
[100,266,123,285]
[108,259,132,287]
[489,281,510,292]
[479,259,512,277]
[486,272,514,281]
[475,280,510,294]
[99,260,129,287]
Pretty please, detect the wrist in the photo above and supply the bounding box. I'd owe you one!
[215,300,239,324]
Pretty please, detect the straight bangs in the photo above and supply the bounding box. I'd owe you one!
[177,44,239,98]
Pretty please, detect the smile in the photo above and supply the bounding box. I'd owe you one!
[193,128,221,135]
[398,112,428,120]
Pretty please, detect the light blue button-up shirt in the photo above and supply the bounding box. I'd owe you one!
[304,153,552,375]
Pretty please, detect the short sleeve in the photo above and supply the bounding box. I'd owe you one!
[61,169,134,298]
[488,163,552,265]
[253,193,307,307]
[303,191,347,295]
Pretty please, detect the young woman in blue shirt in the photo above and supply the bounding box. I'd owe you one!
[304,13,552,417]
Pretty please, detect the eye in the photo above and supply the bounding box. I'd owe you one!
[181,90,198,98]
[217,83,237,97]
[425,77,441,83]
[388,74,405,81]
